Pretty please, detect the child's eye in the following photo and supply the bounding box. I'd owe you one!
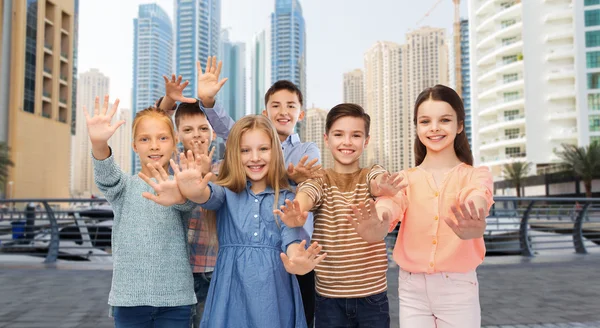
[240,149,249,153]
[420,120,429,124]
[260,147,270,151]
[201,127,209,131]
[160,136,169,141]
[140,137,148,142]
[442,119,451,123]
[183,129,191,133]
[353,134,361,138]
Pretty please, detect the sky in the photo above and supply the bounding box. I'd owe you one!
[78,0,468,111]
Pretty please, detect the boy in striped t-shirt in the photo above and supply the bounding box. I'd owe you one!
[275,103,399,327]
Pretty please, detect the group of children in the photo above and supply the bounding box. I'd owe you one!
[86,56,493,328]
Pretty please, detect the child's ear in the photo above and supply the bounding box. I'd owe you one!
[364,135,370,147]
[458,120,464,135]
[262,109,268,117]
[212,130,217,141]
[323,133,329,149]
[132,142,138,153]
[297,110,306,122]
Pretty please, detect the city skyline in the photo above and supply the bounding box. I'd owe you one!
[77,0,464,111]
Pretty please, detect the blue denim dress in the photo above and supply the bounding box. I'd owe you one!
[199,181,308,328]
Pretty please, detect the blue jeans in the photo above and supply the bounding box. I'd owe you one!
[314,291,390,328]
[113,305,194,328]
[192,272,212,328]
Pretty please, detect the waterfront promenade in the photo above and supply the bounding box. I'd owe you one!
[1,253,599,328]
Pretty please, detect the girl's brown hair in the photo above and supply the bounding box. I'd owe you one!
[413,84,473,166]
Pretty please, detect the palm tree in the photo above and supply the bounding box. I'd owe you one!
[0,142,13,186]
[502,161,532,197]
[556,142,600,198]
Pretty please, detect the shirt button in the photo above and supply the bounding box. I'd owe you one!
[254,199,258,203]
[434,191,439,197]
[432,240,437,245]
[429,262,434,267]
[253,232,258,236]
[434,216,439,221]
[254,214,258,218]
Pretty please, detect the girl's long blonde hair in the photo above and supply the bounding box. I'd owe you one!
[205,115,290,246]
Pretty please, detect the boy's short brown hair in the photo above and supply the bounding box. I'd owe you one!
[325,103,370,136]
[264,80,303,107]
[174,101,206,128]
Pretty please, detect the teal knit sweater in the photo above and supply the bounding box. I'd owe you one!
[93,153,197,307]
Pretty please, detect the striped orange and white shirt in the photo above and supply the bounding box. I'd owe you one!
[298,165,388,298]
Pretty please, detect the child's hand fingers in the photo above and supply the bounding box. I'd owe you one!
[138,172,159,190]
[141,192,160,204]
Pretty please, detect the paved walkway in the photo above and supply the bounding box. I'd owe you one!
[1,254,599,328]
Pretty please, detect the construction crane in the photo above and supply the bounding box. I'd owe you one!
[415,0,462,98]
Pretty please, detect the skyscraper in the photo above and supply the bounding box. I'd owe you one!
[343,69,365,108]
[220,29,246,121]
[302,107,333,169]
[175,0,221,100]
[575,0,600,146]
[0,0,78,198]
[470,0,577,176]
[132,3,172,173]
[364,42,406,173]
[450,19,472,145]
[271,0,306,137]
[364,27,448,172]
[251,27,272,114]
[72,68,109,197]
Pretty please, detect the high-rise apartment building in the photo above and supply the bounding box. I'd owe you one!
[302,107,333,169]
[1,0,78,198]
[251,27,272,114]
[175,0,221,100]
[72,68,109,197]
[469,0,577,176]
[343,69,365,108]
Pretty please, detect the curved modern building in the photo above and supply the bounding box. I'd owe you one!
[469,0,578,176]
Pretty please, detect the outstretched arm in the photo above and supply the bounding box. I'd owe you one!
[280,240,327,275]
[85,95,125,160]
[273,191,315,228]
[172,150,213,204]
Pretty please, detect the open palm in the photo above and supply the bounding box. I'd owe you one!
[139,163,186,206]
[273,199,308,228]
[172,150,213,200]
[197,56,228,101]
[83,95,125,144]
[163,74,196,103]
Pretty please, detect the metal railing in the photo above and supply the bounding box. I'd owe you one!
[387,197,600,258]
[1,197,599,264]
[0,199,113,264]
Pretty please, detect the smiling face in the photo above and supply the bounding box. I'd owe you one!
[324,116,369,173]
[240,128,272,191]
[177,113,214,154]
[262,89,305,142]
[133,116,176,176]
[416,99,463,156]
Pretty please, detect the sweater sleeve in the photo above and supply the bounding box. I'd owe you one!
[92,151,127,205]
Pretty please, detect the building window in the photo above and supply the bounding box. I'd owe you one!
[585,10,600,27]
[502,55,517,65]
[588,72,600,89]
[588,93,600,110]
[504,109,520,120]
[586,31,600,48]
[505,147,521,157]
[505,128,520,139]
[503,73,518,83]
[503,91,520,101]
[501,36,517,46]
[501,19,516,28]
[585,0,600,6]
[591,115,600,132]
[23,0,38,114]
[587,51,600,68]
